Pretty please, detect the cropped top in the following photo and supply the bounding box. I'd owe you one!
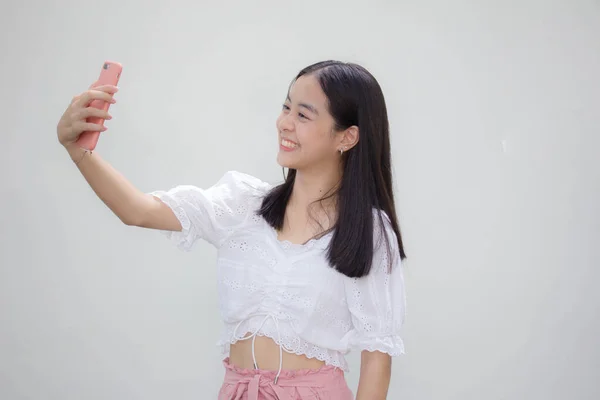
[149,171,406,372]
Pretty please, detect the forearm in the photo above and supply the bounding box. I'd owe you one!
[355,351,391,400]
[66,144,152,225]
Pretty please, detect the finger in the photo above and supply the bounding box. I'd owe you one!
[73,90,115,108]
[72,121,107,133]
[71,84,117,106]
[87,84,119,97]
[92,84,119,94]
[75,107,112,121]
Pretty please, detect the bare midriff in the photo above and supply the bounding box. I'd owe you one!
[229,334,326,371]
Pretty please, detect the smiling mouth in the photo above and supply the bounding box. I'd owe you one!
[281,139,298,149]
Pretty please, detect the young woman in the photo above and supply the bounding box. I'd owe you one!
[57,60,406,400]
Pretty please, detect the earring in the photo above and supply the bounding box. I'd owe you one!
[339,148,344,155]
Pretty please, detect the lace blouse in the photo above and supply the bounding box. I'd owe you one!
[149,171,406,371]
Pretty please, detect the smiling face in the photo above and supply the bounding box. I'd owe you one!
[276,74,344,171]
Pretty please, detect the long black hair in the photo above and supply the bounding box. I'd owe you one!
[258,60,406,278]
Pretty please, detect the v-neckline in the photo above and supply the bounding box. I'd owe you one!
[267,223,333,250]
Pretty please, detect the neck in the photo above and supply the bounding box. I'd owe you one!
[290,163,342,211]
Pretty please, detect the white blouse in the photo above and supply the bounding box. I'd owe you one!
[149,171,406,371]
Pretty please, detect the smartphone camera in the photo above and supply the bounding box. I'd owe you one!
[103,63,110,70]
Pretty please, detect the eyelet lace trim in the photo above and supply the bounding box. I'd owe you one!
[218,331,350,371]
[149,191,194,251]
[350,334,405,356]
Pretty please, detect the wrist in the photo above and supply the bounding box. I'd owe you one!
[64,143,91,166]
[64,142,84,158]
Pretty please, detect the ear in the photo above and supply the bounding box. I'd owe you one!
[338,125,359,152]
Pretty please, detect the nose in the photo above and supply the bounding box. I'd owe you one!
[277,112,294,133]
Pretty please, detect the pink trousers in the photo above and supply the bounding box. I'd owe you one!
[217,358,354,400]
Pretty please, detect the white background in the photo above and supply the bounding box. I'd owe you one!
[1,0,599,399]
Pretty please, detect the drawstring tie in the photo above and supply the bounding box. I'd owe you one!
[232,313,284,385]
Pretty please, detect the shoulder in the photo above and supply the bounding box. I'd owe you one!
[202,171,273,222]
[210,170,273,198]
[371,208,394,238]
[371,208,402,267]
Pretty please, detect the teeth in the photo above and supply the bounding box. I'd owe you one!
[282,139,298,148]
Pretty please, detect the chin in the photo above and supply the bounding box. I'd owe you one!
[276,153,293,168]
[276,151,301,169]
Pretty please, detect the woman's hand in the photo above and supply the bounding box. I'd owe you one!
[56,84,118,149]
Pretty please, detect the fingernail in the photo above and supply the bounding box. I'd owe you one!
[107,115,112,120]
[111,98,116,103]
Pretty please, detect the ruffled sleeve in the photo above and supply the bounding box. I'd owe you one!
[343,210,406,356]
[148,171,271,250]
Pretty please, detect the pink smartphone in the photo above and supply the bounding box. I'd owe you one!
[76,61,123,151]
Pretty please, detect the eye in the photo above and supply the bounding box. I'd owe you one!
[282,104,290,111]
[298,113,308,120]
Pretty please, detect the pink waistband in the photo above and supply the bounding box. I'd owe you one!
[222,358,344,400]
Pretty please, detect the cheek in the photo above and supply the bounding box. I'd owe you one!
[294,125,311,147]
[297,124,330,149]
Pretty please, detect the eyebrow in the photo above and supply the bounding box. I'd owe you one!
[286,95,319,116]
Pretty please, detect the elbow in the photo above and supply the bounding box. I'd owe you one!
[119,206,146,227]
[361,350,392,372]
[120,214,141,227]
[357,351,392,400]
[120,195,155,227]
